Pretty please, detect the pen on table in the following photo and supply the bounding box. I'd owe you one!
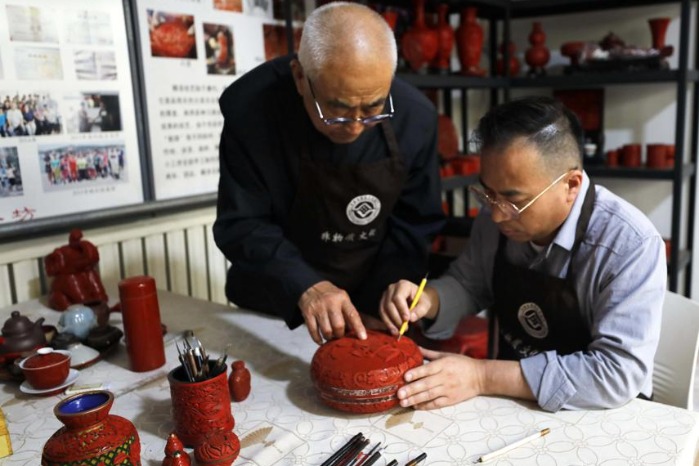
[320,432,363,466]
[351,442,381,466]
[398,274,428,341]
[335,437,370,466]
[404,452,427,466]
[386,461,398,466]
[475,428,550,463]
[360,450,382,466]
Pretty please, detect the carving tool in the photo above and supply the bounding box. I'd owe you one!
[405,452,426,466]
[320,433,364,466]
[474,428,550,463]
[398,274,428,340]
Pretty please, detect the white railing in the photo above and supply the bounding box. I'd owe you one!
[0,207,231,309]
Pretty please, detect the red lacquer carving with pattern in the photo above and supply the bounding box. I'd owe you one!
[310,330,423,413]
[168,364,235,448]
[41,390,141,465]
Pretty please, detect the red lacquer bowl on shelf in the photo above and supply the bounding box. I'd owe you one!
[310,330,423,414]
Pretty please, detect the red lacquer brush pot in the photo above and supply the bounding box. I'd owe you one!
[310,330,423,414]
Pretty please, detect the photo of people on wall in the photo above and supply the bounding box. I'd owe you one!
[64,92,122,134]
[0,147,22,198]
[204,23,235,75]
[147,10,197,59]
[38,143,127,192]
[0,92,62,137]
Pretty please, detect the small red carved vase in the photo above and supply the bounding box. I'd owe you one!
[310,330,423,414]
[496,41,521,76]
[455,7,485,76]
[400,0,438,73]
[431,3,454,74]
[228,360,251,402]
[168,362,235,448]
[648,17,670,49]
[525,22,550,76]
[41,390,141,465]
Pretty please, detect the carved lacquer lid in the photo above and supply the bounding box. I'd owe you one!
[310,330,422,414]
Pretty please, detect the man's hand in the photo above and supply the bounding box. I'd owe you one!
[379,280,438,335]
[397,347,534,410]
[298,280,367,345]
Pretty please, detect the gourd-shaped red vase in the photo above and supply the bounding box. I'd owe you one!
[42,391,141,465]
[431,3,454,74]
[525,22,550,76]
[455,7,485,76]
[496,41,521,76]
[648,17,670,49]
[400,0,438,73]
[228,360,251,402]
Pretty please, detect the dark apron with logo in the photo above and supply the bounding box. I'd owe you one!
[285,121,407,290]
[492,181,596,360]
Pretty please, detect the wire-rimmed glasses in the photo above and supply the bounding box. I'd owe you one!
[469,171,570,220]
[307,78,394,126]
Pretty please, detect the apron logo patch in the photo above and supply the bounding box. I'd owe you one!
[517,302,549,339]
[346,194,381,226]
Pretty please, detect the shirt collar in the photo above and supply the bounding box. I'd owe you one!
[551,171,590,253]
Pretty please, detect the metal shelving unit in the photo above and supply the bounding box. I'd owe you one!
[396,0,698,294]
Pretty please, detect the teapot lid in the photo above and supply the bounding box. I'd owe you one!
[2,310,43,337]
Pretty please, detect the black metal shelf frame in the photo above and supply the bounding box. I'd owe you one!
[410,0,697,294]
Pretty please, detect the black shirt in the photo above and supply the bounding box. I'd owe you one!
[214,55,445,329]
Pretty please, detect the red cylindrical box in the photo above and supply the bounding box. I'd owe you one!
[118,275,165,372]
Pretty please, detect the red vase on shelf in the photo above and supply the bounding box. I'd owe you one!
[496,41,521,76]
[400,0,438,73]
[455,7,485,77]
[525,22,550,76]
[648,17,670,49]
[430,3,454,74]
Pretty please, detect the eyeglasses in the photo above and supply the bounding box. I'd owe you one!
[307,78,394,126]
[470,171,569,220]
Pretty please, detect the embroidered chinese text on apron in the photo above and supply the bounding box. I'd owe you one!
[492,181,596,360]
[286,120,407,291]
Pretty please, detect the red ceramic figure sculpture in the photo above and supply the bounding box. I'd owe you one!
[228,360,251,402]
[455,7,485,76]
[45,229,108,311]
[310,330,423,414]
[431,3,454,74]
[525,22,550,76]
[42,391,141,465]
[401,0,438,73]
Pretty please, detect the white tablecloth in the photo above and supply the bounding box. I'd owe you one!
[1,290,698,465]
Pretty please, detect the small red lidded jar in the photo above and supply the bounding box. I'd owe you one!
[310,330,423,414]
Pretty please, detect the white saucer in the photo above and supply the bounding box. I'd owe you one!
[19,369,79,396]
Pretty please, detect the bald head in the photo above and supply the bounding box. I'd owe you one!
[298,2,397,80]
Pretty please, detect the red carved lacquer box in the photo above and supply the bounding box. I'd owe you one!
[310,330,423,414]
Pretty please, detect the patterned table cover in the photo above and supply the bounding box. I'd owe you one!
[0,290,698,465]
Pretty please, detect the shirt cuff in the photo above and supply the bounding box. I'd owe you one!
[521,351,576,412]
[422,275,470,340]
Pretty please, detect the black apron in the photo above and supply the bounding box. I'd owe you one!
[492,181,596,360]
[285,121,407,291]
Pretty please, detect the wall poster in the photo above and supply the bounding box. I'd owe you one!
[134,0,310,200]
[0,0,145,225]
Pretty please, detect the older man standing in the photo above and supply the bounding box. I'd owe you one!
[214,2,444,344]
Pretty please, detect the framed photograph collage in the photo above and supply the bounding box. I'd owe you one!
[0,0,311,237]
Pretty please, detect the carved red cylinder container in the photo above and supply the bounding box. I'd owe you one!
[118,275,165,372]
[168,362,235,448]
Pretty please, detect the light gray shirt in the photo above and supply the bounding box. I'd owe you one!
[427,173,666,412]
